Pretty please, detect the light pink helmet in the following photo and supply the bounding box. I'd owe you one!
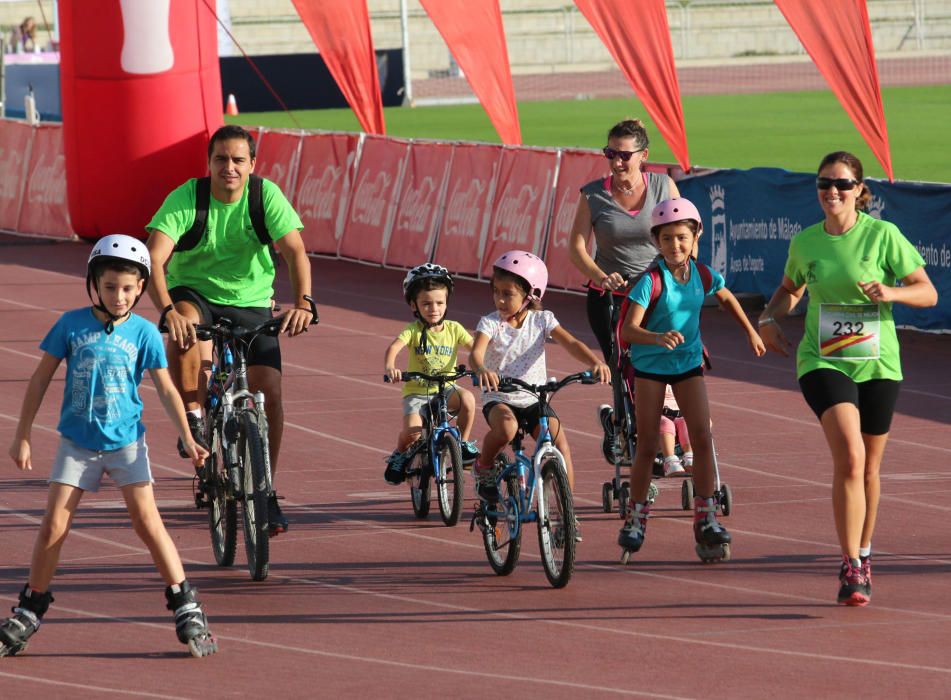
[493,250,548,301]
[650,197,703,237]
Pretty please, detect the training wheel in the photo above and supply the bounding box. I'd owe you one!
[620,549,632,565]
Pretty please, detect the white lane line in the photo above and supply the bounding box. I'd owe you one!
[0,672,186,700]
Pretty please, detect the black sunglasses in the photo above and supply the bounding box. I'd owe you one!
[816,177,860,191]
[603,147,643,162]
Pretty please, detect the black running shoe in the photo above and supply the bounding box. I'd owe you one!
[177,413,209,459]
[384,450,407,485]
[837,556,871,606]
[267,493,288,537]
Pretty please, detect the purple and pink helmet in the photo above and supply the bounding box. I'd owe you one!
[650,197,703,237]
[493,250,548,301]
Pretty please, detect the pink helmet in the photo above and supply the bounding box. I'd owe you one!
[650,198,703,237]
[493,250,548,300]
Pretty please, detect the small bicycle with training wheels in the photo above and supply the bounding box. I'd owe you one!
[163,296,318,581]
[471,372,598,588]
[384,365,475,526]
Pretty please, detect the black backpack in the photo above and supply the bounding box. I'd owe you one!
[174,175,276,263]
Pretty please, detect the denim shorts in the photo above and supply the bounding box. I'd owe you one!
[50,435,153,492]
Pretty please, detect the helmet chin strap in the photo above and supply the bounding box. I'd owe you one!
[413,308,446,354]
[86,278,137,335]
[503,295,537,322]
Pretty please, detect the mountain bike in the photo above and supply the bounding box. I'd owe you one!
[164,296,318,581]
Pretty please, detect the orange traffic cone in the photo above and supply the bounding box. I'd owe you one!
[225,93,239,116]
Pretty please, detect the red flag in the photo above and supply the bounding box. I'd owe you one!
[573,0,690,171]
[290,0,385,135]
[774,0,893,180]
[418,0,521,145]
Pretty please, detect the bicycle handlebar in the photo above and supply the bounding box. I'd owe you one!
[496,371,598,395]
[158,295,319,339]
[383,364,475,384]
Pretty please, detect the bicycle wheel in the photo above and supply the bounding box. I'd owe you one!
[435,434,464,526]
[409,450,432,519]
[537,459,576,588]
[238,411,270,581]
[482,474,522,576]
[206,418,237,567]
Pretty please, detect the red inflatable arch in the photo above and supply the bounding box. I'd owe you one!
[59,0,223,239]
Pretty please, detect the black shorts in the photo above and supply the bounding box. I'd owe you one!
[798,368,900,435]
[482,401,559,435]
[169,286,281,372]
[632,365,704,385]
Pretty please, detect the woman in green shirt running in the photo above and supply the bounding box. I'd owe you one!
[758,151,937,607]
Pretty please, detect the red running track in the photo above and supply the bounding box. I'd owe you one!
[1,236,949,698]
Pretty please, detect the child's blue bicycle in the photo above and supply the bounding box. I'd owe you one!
[384,366,475,526]
[471,372,598,588]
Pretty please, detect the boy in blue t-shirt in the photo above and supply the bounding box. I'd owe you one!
[0,236,218,658]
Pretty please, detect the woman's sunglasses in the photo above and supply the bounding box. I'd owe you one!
[603,147,643,162]
[816,177,860,191]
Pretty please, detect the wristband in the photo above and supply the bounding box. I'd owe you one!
[757,316,776,327]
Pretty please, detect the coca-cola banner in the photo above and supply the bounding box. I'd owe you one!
[545,149,608,291]
[18,125,72,238]
[0,120,34,231]
[384,141,453,268]
[480,147,558,278]
[294,131,359,255]
[338,135,409,262]
[433,143,502,277]
[255,129,302,196]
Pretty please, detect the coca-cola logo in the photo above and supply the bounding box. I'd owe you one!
[550,187,577,248]
[350,170,391,226]
[260,162,287,190]
[0,148,24,200]
[444,179,486,238]
[297,163,342,221]
[491,183,538,245]
[396,175,437,234]
[27,153,67,206]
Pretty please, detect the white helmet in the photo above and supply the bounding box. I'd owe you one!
[88,234,151,284]
[86,234,151,332]
[402,263,453,303]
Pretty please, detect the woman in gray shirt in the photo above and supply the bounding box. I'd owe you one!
[568,118,679,361]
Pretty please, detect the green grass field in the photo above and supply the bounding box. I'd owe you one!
[228,85,951,184]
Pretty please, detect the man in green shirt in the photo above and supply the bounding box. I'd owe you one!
[146,125,314,536]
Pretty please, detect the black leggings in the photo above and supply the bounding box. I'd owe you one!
[586,287,621,363]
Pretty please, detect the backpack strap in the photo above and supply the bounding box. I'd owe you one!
[641,264,664,327]
[174,177,211,252]
[173,175,276,264]
[696,261,713,295]
[247,175,271,246]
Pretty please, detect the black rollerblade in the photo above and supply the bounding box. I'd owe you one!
[694,496,731,563]
[165,581,218,658]
[618,501,649,564]
[0,585,53,657]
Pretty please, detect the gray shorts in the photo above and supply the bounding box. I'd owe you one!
[50,435,153,492]
[402,386,460,417]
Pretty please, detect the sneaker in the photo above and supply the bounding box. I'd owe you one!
[177,413,209,459]
[682,452,694,474]
[384,450,407,485]
[267,493,288,537]
[473,461,500,504]
[837,556,871,606]
[861,555,872,585]
[598,405,619,464]
[460,440,480,464]
[663,456,686,477]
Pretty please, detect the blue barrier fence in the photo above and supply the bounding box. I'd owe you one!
[677,168,951,332]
